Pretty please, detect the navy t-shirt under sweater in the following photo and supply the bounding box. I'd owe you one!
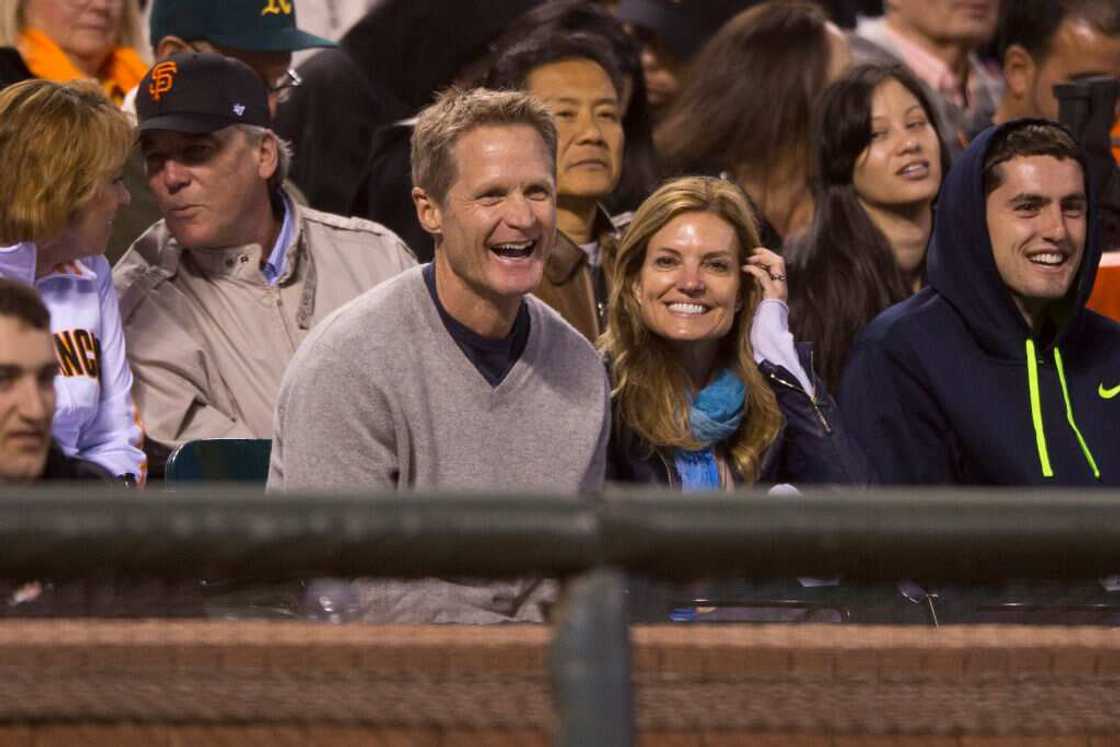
[422,262,530,387]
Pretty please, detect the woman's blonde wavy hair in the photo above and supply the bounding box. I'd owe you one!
[600,176,784,484]
[0,0,143,50]
[0,79,133,245]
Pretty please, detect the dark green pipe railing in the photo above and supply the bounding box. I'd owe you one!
[1,487,1118,581]
[2,485,1120,746]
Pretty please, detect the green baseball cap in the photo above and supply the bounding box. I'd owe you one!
[150,0,337,53]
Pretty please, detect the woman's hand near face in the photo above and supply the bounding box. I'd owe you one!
[742,247,787,302]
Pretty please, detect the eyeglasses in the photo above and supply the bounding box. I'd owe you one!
[185,40,302,104]
[269,68,302,103]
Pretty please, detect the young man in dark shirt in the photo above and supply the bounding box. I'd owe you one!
[0,278,108,482]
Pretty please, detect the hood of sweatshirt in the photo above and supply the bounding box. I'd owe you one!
[926,119,1101,359]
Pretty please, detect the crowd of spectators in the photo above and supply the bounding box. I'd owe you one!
[2,0,1120,620]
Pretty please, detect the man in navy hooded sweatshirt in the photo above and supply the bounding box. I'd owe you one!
[840,119,1120,485]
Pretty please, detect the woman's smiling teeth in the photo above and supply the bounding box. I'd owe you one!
[491,240,536,258]
[667,302,708,315]
[897,161,929,179]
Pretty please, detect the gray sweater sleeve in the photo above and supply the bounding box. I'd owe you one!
[581,376,611,492]
[268,335,400,492]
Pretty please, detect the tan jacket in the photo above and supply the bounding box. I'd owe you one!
[113,198,416,451]
[533,208,625,343]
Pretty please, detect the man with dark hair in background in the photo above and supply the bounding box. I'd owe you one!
[841,120,1120,485]
[0,279,109,482]
[489,31,628,341]
[851,0,1002,155]
[994,0,1120,124]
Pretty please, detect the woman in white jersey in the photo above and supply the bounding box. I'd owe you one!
[0,79,145,482]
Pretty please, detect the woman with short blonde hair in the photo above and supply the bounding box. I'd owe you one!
[0,79,146,483]
[0,0,146,104]
[603,176,865,489]
[0,79,133,246]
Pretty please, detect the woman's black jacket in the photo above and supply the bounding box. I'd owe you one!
[607,346,870,487]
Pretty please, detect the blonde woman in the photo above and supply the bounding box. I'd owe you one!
[602,176,865,489]
[0,79,145,483]
[0,0,146,104]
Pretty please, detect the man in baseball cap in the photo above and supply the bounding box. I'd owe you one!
[113,52,415,477]
[108,0,335,264]
[148,0,336,115]
[135,53,272,134]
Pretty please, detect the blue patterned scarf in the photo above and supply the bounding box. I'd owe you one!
[673,369,746,491]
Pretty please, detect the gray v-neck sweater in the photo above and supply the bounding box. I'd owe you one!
[267,265,609,624]
[269,264,609,494]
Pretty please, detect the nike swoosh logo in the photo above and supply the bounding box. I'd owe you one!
[1100,383,1120,399]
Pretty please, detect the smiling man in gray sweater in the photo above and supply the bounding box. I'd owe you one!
[268,88,610,623]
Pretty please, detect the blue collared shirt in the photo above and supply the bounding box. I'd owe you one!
[261,194,294,285]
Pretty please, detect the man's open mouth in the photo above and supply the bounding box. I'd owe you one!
[1028,251,1069,267]
[491,240,536,259]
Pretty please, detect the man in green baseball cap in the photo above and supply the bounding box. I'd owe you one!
[148,0,336,115]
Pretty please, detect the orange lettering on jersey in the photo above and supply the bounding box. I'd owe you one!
[74,329,100,380]
[55,331,80,377]
[53,329,101,379]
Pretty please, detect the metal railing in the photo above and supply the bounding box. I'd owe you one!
[2,484,1120,745]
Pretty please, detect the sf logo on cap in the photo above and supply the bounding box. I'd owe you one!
[261,0,293,15]
[148,61,178,102]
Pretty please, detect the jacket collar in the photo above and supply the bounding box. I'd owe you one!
[147,189,306,284]
[547,205,619,285]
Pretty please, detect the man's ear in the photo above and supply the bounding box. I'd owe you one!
[154,36,192,60]
[1002,44,1036,100]
[256,133,280,181]
[413,187,443,236]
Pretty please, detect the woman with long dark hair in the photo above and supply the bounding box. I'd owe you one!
[655,1,851,248]
[789,63,950,391]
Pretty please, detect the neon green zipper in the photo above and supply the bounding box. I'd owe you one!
[1025,339,1053,478]
[1024,339,1101,481]
[1052,347,1101,479]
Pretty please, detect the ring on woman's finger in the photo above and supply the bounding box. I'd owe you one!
[770,273,786,282]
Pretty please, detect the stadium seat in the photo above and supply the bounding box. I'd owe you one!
[164,439,272,483]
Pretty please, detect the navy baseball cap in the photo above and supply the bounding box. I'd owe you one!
[137,53,271,134]
[150,0,336,53]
